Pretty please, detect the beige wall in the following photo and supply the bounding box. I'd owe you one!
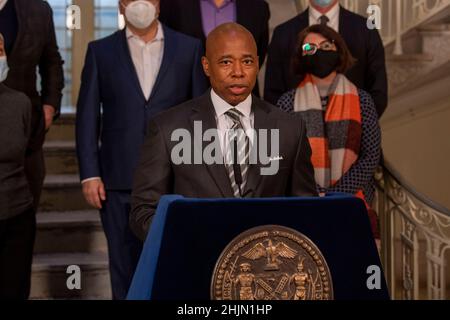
[381,99,450,209]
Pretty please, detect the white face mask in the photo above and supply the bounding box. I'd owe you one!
[123,1,156,30]
[0,56,9,83]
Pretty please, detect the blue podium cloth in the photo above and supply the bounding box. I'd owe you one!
[127,194,388,300]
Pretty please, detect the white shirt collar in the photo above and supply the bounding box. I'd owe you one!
[210,89,252,119]
[126,21,164,43]
[309,3,340,31]
[0,0,8,11]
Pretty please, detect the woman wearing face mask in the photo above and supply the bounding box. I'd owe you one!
[277,25,381,240]
[0,33,35,299]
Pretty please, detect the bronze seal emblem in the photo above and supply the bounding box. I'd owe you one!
[211,225,333,300]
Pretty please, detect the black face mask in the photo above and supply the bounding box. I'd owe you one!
[304,50,340,78]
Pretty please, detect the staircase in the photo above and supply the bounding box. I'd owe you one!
[31,114,111,299]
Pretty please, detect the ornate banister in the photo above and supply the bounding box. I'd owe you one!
[373,162,450,300]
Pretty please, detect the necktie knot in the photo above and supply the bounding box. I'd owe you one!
[319,15,329,26]
[225,108,244,124]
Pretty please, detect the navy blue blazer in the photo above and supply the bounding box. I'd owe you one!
[76,25,208,190]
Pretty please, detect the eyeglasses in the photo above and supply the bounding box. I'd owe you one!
[302,40,336,56]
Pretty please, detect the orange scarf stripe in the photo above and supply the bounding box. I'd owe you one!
[308,137,331,168]
[326,94,362,123]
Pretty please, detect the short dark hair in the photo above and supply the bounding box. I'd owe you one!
[292,24,356,80]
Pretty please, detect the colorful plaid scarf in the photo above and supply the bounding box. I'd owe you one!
[294,74,367,204]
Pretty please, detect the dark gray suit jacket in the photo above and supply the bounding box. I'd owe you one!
[130,92,318,240]
[3,0,64,151]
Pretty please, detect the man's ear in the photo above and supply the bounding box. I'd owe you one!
[201,56,210,77]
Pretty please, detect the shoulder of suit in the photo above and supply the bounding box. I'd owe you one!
[88,31,119,51]
[273,9,307,35]
[340,7,370,28]
[0,85,32,110]
[150,96,201,127]
[14,0,52,18]
[28,0,53,15]
[162,24,203,47]
[254,97,294,120]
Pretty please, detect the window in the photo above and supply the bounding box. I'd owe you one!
[95,0,122,39]
[46,0,73,111]
[44,0,123,112]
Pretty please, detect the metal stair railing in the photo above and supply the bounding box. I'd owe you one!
[373,162,450,300]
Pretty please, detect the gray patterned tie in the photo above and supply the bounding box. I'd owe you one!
[224,108,250,198]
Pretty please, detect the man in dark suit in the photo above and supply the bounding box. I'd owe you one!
[264,0,388,117]
[130,22,317,241]
[0,0,64,209]
[76,0,208,299]
[159,0,270,96]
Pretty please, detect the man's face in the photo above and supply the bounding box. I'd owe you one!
[202,32,259,106]
[119,0,160,16]
[0,35,5,57]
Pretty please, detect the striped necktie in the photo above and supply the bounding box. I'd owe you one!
[224,108,250,198]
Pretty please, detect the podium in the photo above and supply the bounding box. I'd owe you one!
[127,194,389,300]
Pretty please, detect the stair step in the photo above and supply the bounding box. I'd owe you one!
[44,174,80,187]
[40,175,89,212]
[44,140,78,175]
[46,113,75,142]
[44,140,76,151]
[37,210,100,224]
[35,210,107,254]
[31,252,111,300]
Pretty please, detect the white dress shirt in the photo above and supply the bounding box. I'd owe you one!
[210,89,254,158]
[309,3,340,32]
[0,0,8,10]
[126,22,164,100]
[81,23,164,184]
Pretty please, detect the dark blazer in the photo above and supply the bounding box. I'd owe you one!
[159,0,270,96]
[130,91,318,240]
[0,84,33,219]
[264,7,388,117]
[3,0,64,151]
[76,25,208,191]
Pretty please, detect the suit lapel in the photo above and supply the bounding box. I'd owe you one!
[244,98,277,197]
[149,25,176,100]
[116,30,146,101]
[190,92,235,198]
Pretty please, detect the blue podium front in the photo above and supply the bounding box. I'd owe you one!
[127,194,389,300]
